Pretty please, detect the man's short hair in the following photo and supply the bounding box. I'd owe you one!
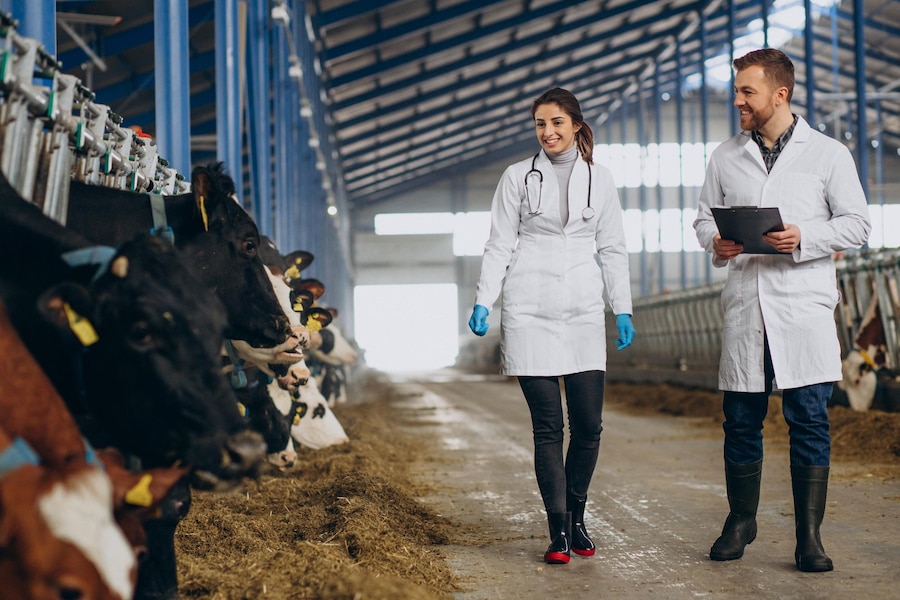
[734,48,795,101]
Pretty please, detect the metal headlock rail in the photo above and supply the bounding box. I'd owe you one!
[0,12,188,225]
[604,248,900,394]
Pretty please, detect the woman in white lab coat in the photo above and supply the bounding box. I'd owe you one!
[693,49,870,573]
[468,88,634,565]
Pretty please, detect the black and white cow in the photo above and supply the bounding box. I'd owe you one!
[64,162,296,353]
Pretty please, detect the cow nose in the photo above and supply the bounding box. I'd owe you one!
[222,429,266,477]
[279,450,296,468]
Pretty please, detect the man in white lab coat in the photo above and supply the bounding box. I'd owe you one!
[693,49,870,572]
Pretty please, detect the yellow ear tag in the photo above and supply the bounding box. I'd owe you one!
[293,414,300,426]
[199,195,209,232]
[63,303,99,346]
[285,265,300,280]
[124,473,154,507]
[306,319,322,334]
[236,402,247,417]
[292,300,305,313]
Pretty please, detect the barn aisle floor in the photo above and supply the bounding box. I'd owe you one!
[389,370,900,600]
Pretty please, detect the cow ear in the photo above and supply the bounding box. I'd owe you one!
[36,283,99,347]
[290,288,315,314]
[296,278,326,300]
[306,307,333,332]
[282,250,314,279]
[98,449,189,512]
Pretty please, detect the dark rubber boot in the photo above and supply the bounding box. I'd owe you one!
[567,494,595,557]
[710,459,762,561]
[544,512,571,564]
[791,465,834,572]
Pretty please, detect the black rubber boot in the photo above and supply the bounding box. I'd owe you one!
[791,465,834,572]
[710,459,762,561]
[544,512,571,564]
[567,494,595,557]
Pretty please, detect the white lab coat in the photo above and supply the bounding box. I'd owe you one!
[475,150,632,376]
[694,116,871,392]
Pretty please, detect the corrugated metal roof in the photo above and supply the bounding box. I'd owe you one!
[53,0,900,208]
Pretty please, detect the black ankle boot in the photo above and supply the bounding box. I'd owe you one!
[567,494,595,557]
[791,465,833,572]
[710,459,762,561]
[544,512,571,564]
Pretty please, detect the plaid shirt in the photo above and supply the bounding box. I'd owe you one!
[751,114,799,172]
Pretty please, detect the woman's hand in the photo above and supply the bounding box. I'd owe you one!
[469,305,490,336]
[616,314,635,350]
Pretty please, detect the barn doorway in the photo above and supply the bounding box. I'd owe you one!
[354,283,459,372]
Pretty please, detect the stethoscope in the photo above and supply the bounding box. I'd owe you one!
[524,151,594,220]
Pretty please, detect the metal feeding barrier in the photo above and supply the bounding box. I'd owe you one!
[601,248,900,400]
[0,12,188,225]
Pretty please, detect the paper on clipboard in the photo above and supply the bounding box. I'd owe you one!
[711,206,786,254]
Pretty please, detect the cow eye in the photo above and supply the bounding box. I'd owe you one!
[242,239,257,256]
[59,587,84,600]
[129,321,155,348]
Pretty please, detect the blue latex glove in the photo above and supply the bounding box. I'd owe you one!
[616,313,635,350]
[468,304,490,336]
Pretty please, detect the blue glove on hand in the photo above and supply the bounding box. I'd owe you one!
[468,304,490,336]
[616,313,635,350]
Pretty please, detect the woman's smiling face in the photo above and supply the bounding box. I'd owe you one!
[533,103,580,155]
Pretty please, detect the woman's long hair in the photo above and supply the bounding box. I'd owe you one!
[531,87,594,165]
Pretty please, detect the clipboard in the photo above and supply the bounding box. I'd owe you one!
[711,206,786,254]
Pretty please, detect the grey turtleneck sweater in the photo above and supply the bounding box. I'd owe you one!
[548,145,578,224]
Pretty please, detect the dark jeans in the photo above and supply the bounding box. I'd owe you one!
[722,338,832,467]
[518,370,605,514]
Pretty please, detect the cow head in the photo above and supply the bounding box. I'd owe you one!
[0,462,136,600]
[234,369,291,456]
[37,234,266,489]
[182,163,292,349]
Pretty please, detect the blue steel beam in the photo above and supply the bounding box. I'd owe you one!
[653,69,665,293]
[154,0,191,176]
[4,0,55,54]
[215,0,242,202]
[700,6,711,284]
[246,0,273,236]
[675,38,687,291]
[853,0,869,199]
[804,0,816,124]
[272,14,292,252]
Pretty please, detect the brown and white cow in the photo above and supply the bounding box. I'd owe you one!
[0,302,186,600]
[838,292,891,412]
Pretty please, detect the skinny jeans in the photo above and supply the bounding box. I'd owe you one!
[518,370,605,514]
[722,337,832,467]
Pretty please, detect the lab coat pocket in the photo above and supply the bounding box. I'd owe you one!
[778,174,826,223]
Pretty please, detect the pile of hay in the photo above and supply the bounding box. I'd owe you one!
[176,373,460,600]
[606,382,900,466]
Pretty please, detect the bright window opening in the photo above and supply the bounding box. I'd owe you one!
[354,284,459,372]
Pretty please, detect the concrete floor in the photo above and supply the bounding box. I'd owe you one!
[390,372,900,600]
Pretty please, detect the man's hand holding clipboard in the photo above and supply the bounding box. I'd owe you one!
[711,206,800,258]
